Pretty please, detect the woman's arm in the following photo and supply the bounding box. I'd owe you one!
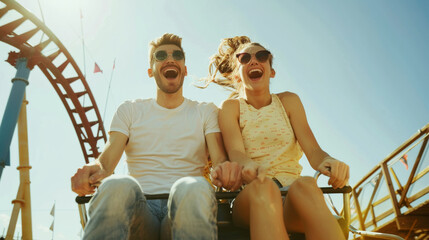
[278,92,349,188]
[219,99,265,184]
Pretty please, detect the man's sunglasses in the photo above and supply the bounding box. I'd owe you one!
[236,50,271,65]
[154,50,185,61]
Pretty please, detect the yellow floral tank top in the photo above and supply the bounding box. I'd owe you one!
[239,94,303,186]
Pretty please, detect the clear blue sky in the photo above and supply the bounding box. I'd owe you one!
[1,0,428,239]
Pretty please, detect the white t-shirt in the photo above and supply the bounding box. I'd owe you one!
[110,98,220,194]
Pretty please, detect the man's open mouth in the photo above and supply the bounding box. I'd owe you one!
[163,68,178,79]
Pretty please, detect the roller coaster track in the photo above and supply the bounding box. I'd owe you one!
[351,123,429,239]
[0,0,106,164]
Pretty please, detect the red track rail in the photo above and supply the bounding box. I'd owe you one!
[0,0,106,163]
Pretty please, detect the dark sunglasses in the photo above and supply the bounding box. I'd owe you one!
[154,50,185,61]
[236,50,271,65]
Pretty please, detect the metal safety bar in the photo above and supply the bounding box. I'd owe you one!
[75,185,352,229]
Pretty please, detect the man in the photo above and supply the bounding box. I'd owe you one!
[71,33,242,240]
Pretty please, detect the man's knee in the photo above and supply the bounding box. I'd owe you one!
[169,177,217,238]
[85,176,145,239]
[171,176,214,198]
[92,175,143,208]
[169,176,216,214]
[99,175,141,192]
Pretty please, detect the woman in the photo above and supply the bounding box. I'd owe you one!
[205,36,350,240]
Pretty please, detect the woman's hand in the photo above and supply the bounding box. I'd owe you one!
[241,161,267,184]
[317,156,349,189]
[211,161,243,191]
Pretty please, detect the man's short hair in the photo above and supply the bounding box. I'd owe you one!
[149,33,185,67]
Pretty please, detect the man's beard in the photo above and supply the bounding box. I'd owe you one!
[153,70,185,94]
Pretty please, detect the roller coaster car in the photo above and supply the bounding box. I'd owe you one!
[214,186,352,240]
[75,173,403,240]
[76,187,350,240]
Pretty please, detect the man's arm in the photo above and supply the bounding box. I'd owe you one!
[205,132,227,167]
[71,131,128,196]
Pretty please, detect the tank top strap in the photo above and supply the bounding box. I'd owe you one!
[272,94,294,133]
[238,97,247,109]
[238,98,249,128]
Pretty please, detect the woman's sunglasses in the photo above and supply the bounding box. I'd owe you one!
[154,50,185,61]
[236,50,271,65]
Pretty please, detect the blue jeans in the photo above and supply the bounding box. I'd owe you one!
[83,175,217,240]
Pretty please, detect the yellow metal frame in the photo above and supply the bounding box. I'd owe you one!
[350,124,429,239]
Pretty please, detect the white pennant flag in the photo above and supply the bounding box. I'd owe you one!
[50,202,55,234]
[50,221,54,231]
[50,204,55,216]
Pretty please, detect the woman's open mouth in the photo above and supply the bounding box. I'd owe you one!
[248,69,263,80]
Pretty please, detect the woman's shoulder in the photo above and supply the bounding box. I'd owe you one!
[276,91,301,103]
[220,98,240,110]
[219,98,241,118]
[275,92,304,116]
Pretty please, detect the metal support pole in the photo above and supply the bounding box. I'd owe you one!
[0,58,30,180]
[18,92,32,239]
[6,93,33,240]
[6,185,23,239]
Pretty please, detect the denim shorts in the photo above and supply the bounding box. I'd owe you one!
[146,199,169,222]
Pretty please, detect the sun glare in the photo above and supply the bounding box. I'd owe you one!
[32,0,109,41]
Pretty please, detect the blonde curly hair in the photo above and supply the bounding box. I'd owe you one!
[201,36,273,98]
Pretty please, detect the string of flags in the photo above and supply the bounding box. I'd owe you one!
[50,203,55,238]
[93,62,103,74]
[399,154,408,170]
[93,59,116,74]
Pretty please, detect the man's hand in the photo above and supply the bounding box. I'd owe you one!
[317,156,349,189]
[71,163,110,196]
[211,161,242,191]
[241,161,267,185]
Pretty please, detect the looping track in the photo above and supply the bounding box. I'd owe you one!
[0,0,106,163]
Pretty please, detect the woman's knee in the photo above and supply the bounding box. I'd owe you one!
[288,177,323,203]
[289,177,319,193]
[246,177,281,204]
